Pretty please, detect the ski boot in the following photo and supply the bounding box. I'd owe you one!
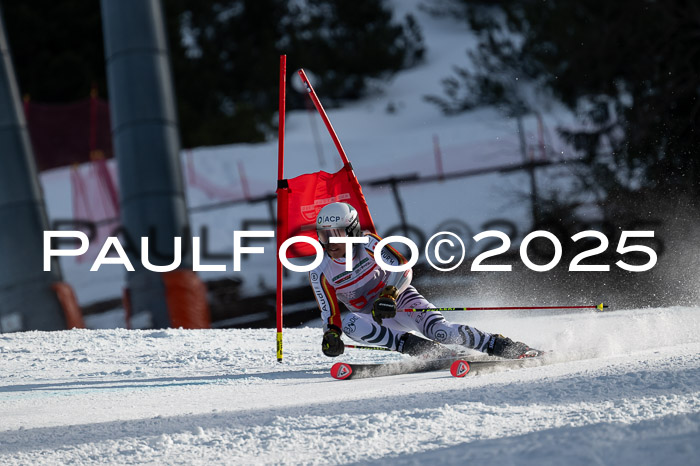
[486,334,542,359]
[397,333,456,359]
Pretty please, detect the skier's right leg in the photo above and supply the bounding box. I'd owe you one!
[393,287,541,358]
[341,312,457,358]
[340,312,408,351]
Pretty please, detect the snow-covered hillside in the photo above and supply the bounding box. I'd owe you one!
[1,307,699,464]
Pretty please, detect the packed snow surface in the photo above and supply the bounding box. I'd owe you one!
[1,307,699,464]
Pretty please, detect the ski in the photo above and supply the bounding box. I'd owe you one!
[331,351,546,380]
[449,358,526,377]
[450,351,547,378]
[330,357,456,380]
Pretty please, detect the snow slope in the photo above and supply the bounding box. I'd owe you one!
[8,1,698,463]
[1,307,699,464]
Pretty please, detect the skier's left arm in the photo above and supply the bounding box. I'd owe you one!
[366,233,413,324]
[309,269,346,357]
[366,233,413,293]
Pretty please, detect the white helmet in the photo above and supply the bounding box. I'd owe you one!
[316,202,361,247]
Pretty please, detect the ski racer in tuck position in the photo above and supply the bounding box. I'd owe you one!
[309,202,542,360]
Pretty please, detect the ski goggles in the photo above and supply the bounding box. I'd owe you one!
[317,228,347,245]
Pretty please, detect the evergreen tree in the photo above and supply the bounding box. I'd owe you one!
[427,0,700,197]
[166,0,425,146]
[1,0,106,101]
[2,0,424,148]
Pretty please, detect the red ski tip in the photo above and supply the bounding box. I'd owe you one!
[450,360,471,378]
[331,362,353,380]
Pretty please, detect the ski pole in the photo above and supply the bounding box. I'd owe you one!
[346,344,467,359]
[399,303,608,312]
[345,344,395,352]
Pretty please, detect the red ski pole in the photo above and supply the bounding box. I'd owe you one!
[399,304,608,312]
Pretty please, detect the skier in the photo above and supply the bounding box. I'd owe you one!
[309,202,541,359]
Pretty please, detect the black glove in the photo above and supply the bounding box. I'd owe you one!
[322,325,344,357]
[372,285,399,325]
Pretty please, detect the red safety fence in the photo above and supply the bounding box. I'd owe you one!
[25,95,113,171]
